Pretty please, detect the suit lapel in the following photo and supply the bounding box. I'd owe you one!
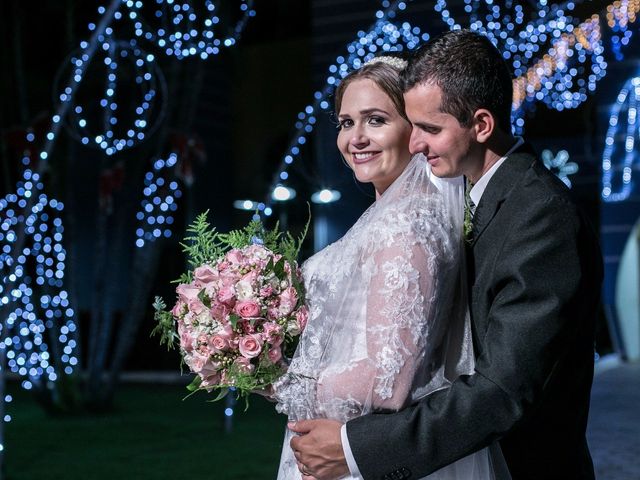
[470,144,538,246]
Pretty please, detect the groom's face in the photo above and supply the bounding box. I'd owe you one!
[404,83,480,179]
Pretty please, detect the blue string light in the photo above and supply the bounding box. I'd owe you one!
[602,76,640,202]
[0,157,79,390]
[135,153,182,248]
[435,0,608,133]
[261,0,640,203]
[124,0,256,60]
[60,38,166,156]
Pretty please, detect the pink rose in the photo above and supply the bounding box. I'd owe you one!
[187,352,208,373]
[278,287,298,316]
[267,346,282,364]
[235,300,261,319]
[178,323,194,352]
[210,334,229,352]
[171,300,186,318]
[241,269,259,284]
[217,324,235,340]
[260,285,274,298]
[295,305,309,332]
[196,334,211,355]
[238,334,263,359]
[234,356,255,374]
[176,284,200,303]
[240,319,256,334]
[217,285,236,307]
[226,249,244,265]
[267,306,281,321]
[194,265,218,285]
[188,298,207,315]
[200,370,221,390]
[220,270,240,286]
[210,303,230,323]
[262,322,283,346]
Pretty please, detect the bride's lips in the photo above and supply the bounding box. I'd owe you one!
[350,151,381,164]
[426,155,439,164]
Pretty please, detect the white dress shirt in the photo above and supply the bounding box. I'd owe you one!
[340,137,524,479]
[468,137,523,209]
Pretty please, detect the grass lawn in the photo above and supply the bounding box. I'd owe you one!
[4,381,287,480]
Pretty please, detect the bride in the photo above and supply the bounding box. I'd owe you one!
[272,55,506,479]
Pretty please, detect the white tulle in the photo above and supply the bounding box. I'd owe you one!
[273,155,506,479]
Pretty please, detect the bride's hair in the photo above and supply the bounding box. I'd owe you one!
[334,52,410,122]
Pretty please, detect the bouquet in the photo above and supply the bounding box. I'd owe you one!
[152,211,309,403]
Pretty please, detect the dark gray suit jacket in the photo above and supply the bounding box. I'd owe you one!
[347,145,603,480]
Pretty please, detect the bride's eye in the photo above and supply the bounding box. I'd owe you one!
[337,119,353,130]
[367,115,386,126]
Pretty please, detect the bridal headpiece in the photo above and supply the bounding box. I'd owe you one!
[364,55,408,71]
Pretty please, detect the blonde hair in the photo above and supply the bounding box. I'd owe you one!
[334,57,408,122]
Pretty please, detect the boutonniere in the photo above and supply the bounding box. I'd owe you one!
[463,207,473,243]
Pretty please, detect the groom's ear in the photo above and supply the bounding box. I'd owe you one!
[472,109,495,144]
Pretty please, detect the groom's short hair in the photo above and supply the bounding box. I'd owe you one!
[402,29,513,131]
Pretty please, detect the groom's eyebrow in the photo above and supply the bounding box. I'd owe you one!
[359,108,390,116]
[412,121,439,130]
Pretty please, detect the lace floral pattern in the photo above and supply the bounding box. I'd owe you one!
[274,156,476,479]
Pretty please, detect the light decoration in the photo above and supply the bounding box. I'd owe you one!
[0,0,255,452]
[260,1,427,216]
[58,38,167,156]
[260,0,640,208]
[542,149,579,188]
[135,153,182,248]
[0,158,79,388]
[435,0,608,132]
[38,1,122,163]
[123,0,256,60]
[233,200,264,211]
[602,76,640,202]
[0,1,124,457]
[509,0,639,130]
[607,0,639,61]
[272,186,297,202]
[311,189,342,204]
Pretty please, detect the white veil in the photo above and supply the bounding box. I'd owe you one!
[275,153,473,419]
[274,154,480,478]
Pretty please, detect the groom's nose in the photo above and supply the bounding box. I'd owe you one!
[409,128,427,155]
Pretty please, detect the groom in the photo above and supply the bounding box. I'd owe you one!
[289,30,603,480]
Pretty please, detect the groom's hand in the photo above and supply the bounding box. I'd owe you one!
[289,419,350,480]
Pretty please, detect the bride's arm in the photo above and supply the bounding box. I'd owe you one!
[316,235,446,412]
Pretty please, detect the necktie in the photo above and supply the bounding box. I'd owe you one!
[464,180,475,242]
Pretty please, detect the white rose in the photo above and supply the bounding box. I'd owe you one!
[235,279,254,300]
[286,319,301,336]
[254,248,269,260]
[208,320,223,335]
[196,310,214,327]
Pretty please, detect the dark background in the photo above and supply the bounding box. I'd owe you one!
[1,0,638,379]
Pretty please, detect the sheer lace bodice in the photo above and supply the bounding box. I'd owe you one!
[274,156,503,479]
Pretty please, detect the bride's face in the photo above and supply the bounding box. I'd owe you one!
[337,79,412,197]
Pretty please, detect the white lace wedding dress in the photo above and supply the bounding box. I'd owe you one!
[273,155,507,479]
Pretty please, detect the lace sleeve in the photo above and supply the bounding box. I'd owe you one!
[273,157,471,423]
[315,199,457,413]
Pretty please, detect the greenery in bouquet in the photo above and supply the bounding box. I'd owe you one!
[152,211,309,404]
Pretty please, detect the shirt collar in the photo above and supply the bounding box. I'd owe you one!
[469,136,524,207]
